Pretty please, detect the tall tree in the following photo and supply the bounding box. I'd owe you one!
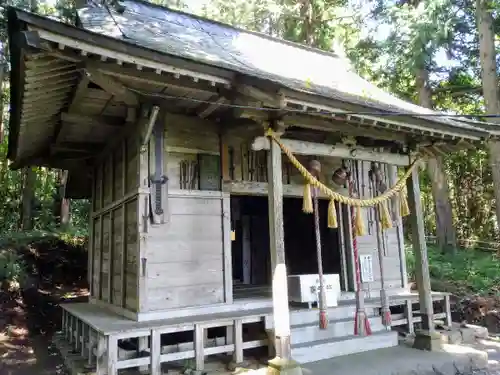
[476,0,500,236]
[356,0,458,251]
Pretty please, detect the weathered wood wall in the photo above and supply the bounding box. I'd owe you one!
[156,114,406,301]
[222,135,344,195]
[354,161,406,291]
[140,114,229,313]
[145,193,228,311]
[87,111,406,318]
[89,132,140,314]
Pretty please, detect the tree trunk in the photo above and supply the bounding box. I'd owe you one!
[299,0,314,45]
[476,0,500,236]
[54,170,71,228]
[0,63,5,144]
[21,167,36,231]
[415,68,456,253]
[60,170,70,228]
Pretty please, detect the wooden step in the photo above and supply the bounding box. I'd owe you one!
[291,330,398,364]
[288,306,378,326]
[290,316,385,345]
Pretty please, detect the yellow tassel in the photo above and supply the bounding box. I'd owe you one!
[379,202,393,230]
[327,199,338,228]
[303,183,313,213]
[354,206,366,236]
[400,191,410,217]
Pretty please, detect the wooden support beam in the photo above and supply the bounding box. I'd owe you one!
[281,88,486,141]
[252,136,411,166]
[86,61,223,95]
[233,319,243,364]
[51,74,90,145]
[61,112,126,128]
[85,68,139,107]
[406,167,442,350]
[224,181,347,198]
[236,83,285,108]
[266,124,292,360]
[51,142,105,155]
[197,95,226,118]
[221,118,263,139]
[9,153,90,171]
[240,109,409,142]
[94,106,149,165]
[68,75,90,113]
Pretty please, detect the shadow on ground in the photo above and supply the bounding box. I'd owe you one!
[0,236,88,375]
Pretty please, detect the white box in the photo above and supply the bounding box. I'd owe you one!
[287,274,340,307]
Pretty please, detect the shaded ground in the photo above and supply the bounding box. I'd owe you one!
[0,236,88,375]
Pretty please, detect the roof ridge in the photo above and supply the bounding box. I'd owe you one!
[107,0,346,61]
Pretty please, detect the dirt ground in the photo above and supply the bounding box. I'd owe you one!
[0,238,88,375]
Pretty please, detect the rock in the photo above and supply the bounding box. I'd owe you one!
[441,330,462,344]
[465,323,489,339]
[460,327,476,343]
[227,360,251,372]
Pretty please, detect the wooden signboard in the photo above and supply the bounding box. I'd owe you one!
[198,154,221,191]
[360,254,374,283]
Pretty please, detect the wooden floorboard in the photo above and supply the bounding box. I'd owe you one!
[62,303,272,335]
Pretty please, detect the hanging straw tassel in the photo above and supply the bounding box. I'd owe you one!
[354,206,366,236]
[303,183,313,213]
[379,202,393,230]
[400,191,410,217]
[327,199,338,228]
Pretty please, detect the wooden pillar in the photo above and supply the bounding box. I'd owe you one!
[406,167,442,350]
[267,128,291,359]
[388,165,408,290]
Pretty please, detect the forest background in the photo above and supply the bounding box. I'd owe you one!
[1,0,500,297]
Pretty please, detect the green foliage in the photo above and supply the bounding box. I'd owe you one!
[0,249,26,285]
[406,244,500,295]
[0,229,86,288]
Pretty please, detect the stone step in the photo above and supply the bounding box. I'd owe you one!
[288,305,378,327]
[291,330,399,364]
[290,316,385,345]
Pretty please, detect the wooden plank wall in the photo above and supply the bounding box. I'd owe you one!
[224,136,343,187]
[140,113,406,312]
[139,114,227,312]
[89,132,140,314]
[165,114,220,190]
[354,160,405,291]
[145,195,226,311]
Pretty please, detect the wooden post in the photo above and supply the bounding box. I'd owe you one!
[107,335,118,375]
[233,319,243,364]
[194,324,205,371]
[444,294,452,327]
[96,334,106,375]
[267,130,291,359]
[266,126,301,374]
[151,330,161,375]
[405,300,415,335]
[406,167,442,350]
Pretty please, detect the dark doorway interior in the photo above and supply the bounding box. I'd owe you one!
[231,196,342,287]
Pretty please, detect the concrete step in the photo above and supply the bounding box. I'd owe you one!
[291,330,399,364]
[290,316,385,345]
[289,305,378,326]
